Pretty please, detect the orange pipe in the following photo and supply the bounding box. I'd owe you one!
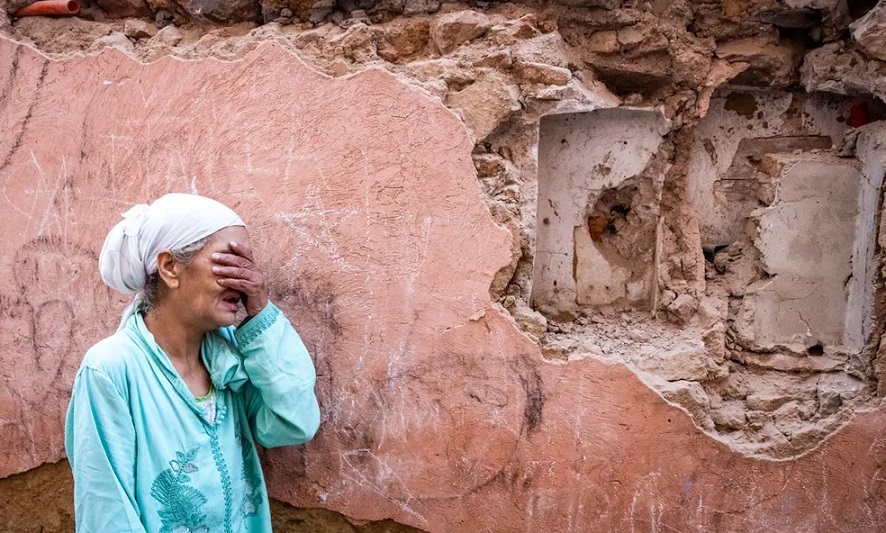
[14,0,80,16]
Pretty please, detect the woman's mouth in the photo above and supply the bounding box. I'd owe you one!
[221,291,242,310]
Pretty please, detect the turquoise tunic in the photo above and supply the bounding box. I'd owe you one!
[64,302,321,532]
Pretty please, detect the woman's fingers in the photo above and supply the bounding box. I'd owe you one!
[216,278,252,290]
[230,241,254,261]
[211,265,254,280]
[211,252,252,269]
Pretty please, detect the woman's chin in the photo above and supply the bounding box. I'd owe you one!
[211,308,240,328]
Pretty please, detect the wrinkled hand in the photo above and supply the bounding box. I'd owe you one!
[211,241,268,317]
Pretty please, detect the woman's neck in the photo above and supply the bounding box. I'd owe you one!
[143,305,205,365]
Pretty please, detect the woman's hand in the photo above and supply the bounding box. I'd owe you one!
[211,241,269,317]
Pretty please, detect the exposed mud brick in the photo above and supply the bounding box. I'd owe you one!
[631,339,708,381]
[377,18,430,62]
[429,10,491,54]
[715,37,805,88]
[851,0,886,62]
[445,72,520,140]
[745,391,803,411]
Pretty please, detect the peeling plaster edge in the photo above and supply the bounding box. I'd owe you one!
[565,347,886,462]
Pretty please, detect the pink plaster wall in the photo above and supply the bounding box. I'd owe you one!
[0,37,884,531]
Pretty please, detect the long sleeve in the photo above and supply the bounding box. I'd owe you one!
[64,366,146,532]
[234,302,321,448]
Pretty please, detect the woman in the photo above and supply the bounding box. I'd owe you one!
[65,193,321,532]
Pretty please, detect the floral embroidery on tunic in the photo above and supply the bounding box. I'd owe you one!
[150,447,210,533]
[238,430,263,518]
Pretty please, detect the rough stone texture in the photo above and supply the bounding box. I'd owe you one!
[444,72,520,140]
[851,0,886,62]
[715,37,805,89]
[801,42,886,102]
[429,10,490,54]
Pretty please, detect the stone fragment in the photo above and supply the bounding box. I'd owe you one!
[511,32,572,68]
[632,340,709,382]
[506,299,547,341]
[487,14,541,46]
[330,23,380,63]
[473,153,508,178]
[552,0,620,9]
[154,9,174,28]
[402,0,440,16]
[93,0,150,18]
[801,42,886,101]
[430,10,492,54]
[666,294,699,323]
[710,401,747,430]
[150,24,183,46]
[715,37,804,88]
[471,50,512,69]
[746,392,801,412]
[123,19,158,39]
[851,1,886,62]
[309,0,334,24]
[89,31,135,53]
[515,61,572,86]
[616,25,669,54]
[445,73,520,140]
[583,30,618,54]
[656,379,715,430]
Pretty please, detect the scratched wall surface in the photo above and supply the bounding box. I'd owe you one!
[1,37,885,531]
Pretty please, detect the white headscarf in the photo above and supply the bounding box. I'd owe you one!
[99,193,245,329]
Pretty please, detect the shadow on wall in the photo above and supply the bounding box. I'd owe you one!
[0,461,425,533]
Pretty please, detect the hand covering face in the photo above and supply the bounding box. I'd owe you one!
[99,193,245,329]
